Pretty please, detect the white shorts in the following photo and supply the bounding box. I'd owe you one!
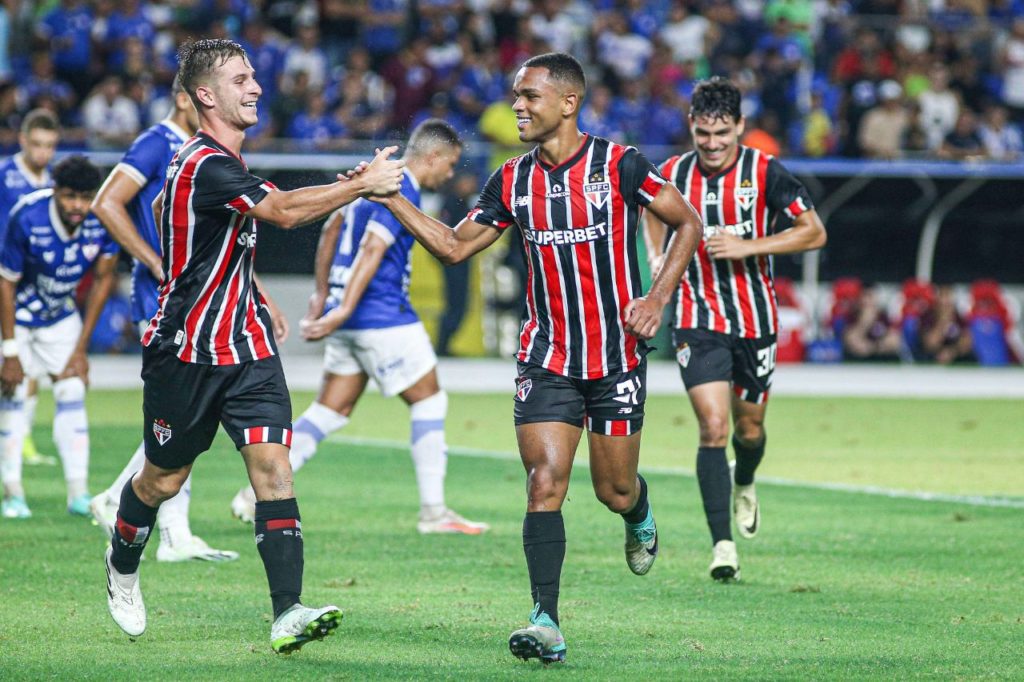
[14,314,82,379]
[325,322,437,397]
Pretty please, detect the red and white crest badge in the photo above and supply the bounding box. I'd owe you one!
[584,181,611,209]
[515,378,533,402]
[152,418,172,445]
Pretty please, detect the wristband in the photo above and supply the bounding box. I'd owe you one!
[2,339,18,358]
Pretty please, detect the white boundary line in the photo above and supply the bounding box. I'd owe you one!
[328,434,1024,510]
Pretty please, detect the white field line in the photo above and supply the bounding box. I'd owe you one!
[327,434,1024,510]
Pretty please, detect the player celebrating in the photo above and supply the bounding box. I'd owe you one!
[102,39,404,651]
[643,77,826,581]
[88,76,239,562]
[230,119,489,535]
[375,53,703,663]
[0,156,119,518]
[0,109,61,469]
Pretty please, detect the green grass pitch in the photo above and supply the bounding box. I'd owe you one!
[1,390,1021,680]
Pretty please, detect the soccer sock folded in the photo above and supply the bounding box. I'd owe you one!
[110,478,159,574]
[696,446,732,544]
[255,498,304,619]
[621,474,650,525]
[733,434,766,486]
[290,402,348,473]
[523,511,566,626]
[53,378,89,502]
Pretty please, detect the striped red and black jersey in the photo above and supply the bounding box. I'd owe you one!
[661,146,814,339]
[469,134,667,380]
[141,131,278,365]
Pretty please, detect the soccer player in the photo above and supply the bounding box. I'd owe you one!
[229,119,489,535]
[0,155,119,518]
[643,77,827,581]
[0,109,61,469]
[87,76,238,561]
[102,39,405,652]
[374,53,703,663]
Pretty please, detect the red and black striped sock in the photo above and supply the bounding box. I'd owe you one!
[110,480,158,574]
[255,498,304,619]
[696,446,732,544]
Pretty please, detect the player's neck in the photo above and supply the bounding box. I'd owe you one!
[14,153,47,183]
[199,116,245,155]
[166,112,196,138]
[536,129,586,167]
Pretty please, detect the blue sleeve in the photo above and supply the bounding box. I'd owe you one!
[120,131,165,185]
[101,230,121,257]
[0,214,26,277]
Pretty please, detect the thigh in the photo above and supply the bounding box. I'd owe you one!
[317,370,369,416]
[30,314,82,378]
[732,335,777,404]
[587,430,642,491]
[220,354,294,451]
[673,328,734,391]
[141,347,220,469]
[353,323,437,398]
[581,358,647,436]
[513,362,586,428]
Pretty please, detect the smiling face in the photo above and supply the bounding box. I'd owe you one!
[690,113,744,173]
[197,54,262,131]
[511,66,577,144]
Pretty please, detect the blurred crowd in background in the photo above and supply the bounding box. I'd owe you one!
[5,0,1024,160]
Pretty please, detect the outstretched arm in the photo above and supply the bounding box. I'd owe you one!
[624,184,703,339]
[376,192,502,265]
[308,209,344,322]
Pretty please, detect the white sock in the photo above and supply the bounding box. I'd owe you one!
[53,377,89,503]
[290,402,348,473]
[0,386,27,498]
[157,473,192,540]
[23,393,37,439]
[105,441,146,500]
[409,390,448,511]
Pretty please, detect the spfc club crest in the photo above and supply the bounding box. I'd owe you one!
[515,378,533,402]
[584,181,611,208]
[152,418,172,445]
[676,343,691,368]
[736,180,758,210]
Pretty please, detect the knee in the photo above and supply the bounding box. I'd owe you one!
[734,417,765,447]
[53,377,86,404]
[698,412,731,445]
[135,470,185,504]
[526,466,566,508]
[594,480,635,514]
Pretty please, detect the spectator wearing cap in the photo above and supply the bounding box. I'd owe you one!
[858,79,908,159]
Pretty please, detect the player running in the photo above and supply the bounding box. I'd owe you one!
[0,109,61,469]
[101,39,404,651]
[374,53,702,663]
[643,77,826,581]
[87,76,240,562]
[230,119,489,535]
[0,156,119,518]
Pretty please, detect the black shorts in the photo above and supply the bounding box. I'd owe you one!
[672,328,777,404]
[141,346,293,469]
[513,359,646,435]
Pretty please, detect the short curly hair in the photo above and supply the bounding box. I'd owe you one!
[689,77,742,123]
[53,155,102,193]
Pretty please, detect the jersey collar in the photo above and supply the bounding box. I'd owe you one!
[162,118,190,143]
[533,133,591,174]
[48,195,76,243]
[404,167,420,192]
[14,153,51,188]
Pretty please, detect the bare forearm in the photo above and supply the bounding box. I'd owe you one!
[648,221,700,306]
[314,216,342,295]
[264,181,368,230]
[0,280,17,340]
[94,202,161,271]
[643,217,668,260]
[747,213,826,256]
[381,194,465,264]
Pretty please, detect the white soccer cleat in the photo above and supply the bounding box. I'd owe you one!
[230,486,256,524]
[105,546,146,637]
[733,482,760,539]
[90,491,118,538]
[417,507,490,535]
[709,539,740,582]
[2,495,32,519]
[270,604,343,654]
[624,512,659,576]
[156,534,240,563]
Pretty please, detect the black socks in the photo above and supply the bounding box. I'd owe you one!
[255,498,304,619]
[621,474,650,525]
[733,434,766,486]
[696,446,732,544]
[110,479,159,574]
[522,511,566,626]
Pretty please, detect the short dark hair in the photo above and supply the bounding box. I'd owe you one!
[522,52,586,94]
[53,155,102,193]
[177,39,249,107]
[407,119,462,157]
[21,108,60,135]
[689,77,743,123]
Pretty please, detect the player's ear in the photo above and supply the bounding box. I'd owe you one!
[194,84,216,109]
[563,91,580,117]
[735,116,746,138]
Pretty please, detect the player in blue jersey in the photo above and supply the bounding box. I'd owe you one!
[0,156,119,518]
[86,77,240,561]
[0,109,61,469]
[229,119,489,535]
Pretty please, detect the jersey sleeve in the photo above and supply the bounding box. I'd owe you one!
[365,203,402,247]
[0,214,26,280]
[467,164,515,229]
[116,132,165,187]
[617,147,667,207]
[100,229,121,258]
[191,153,273,214]
[765,158,814,219]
